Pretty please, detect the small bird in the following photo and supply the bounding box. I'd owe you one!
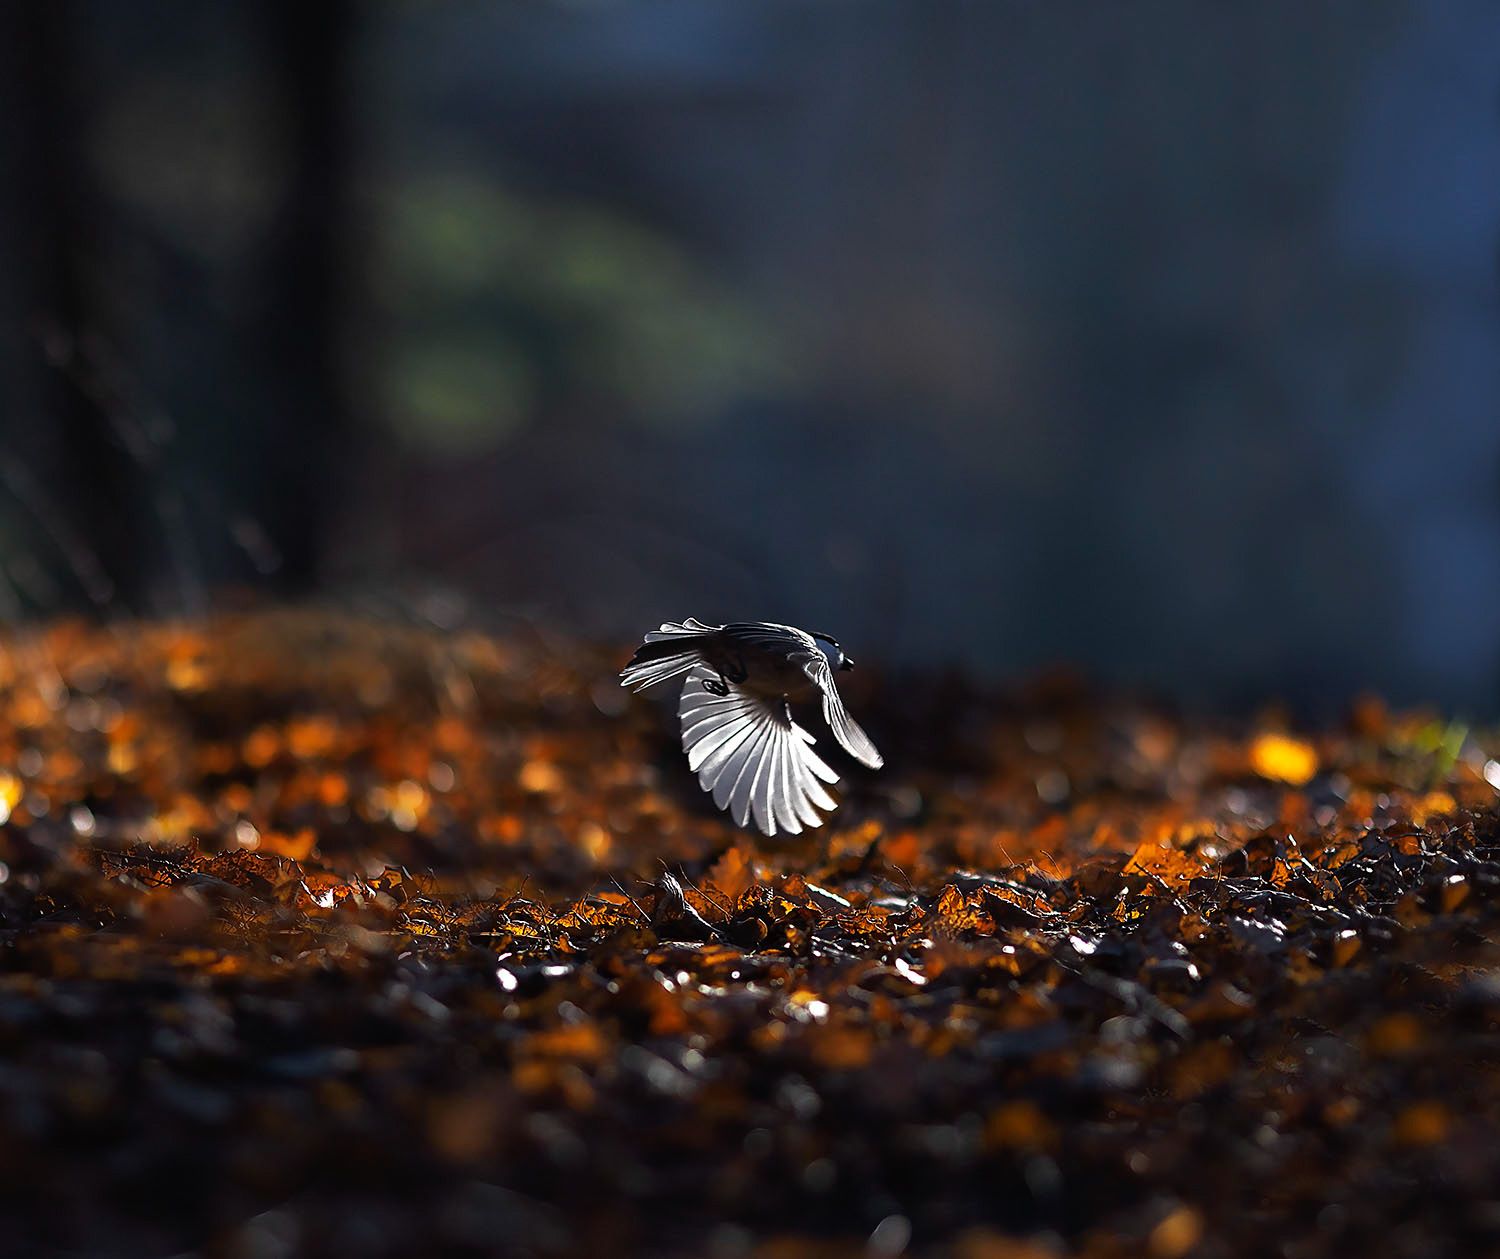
[621,619,883,836]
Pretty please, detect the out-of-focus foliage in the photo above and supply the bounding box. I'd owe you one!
[364,172,792,451]
[1,613,1499,1256]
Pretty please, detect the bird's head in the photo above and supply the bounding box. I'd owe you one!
[811,631,854,672]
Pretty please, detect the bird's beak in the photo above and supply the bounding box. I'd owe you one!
[840,657,855,672]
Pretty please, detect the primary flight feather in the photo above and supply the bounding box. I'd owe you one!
[621,619,883,836]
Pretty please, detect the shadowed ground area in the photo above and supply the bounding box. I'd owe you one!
[1,612,1498,1257]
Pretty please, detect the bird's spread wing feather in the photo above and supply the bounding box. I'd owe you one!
[802,655,884,769]
[679,665,838,837]
[619,618,722,691]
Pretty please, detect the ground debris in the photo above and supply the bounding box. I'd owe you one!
[0,612,1497,1258]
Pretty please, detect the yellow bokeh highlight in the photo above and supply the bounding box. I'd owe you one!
[1249,733,1318,785]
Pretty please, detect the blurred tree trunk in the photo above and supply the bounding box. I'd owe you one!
[254,0,353,593]
[4,0,143,611]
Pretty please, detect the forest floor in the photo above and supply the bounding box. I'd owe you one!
[1,611,1498,1258]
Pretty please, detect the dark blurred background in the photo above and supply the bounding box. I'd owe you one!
[2,1,1498,711]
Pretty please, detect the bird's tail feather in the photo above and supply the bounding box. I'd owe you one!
[622,619,719,690]
[643,617,717,643]
[620,637,706,691]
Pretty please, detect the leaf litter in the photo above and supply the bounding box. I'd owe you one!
[0,612,1498,1257]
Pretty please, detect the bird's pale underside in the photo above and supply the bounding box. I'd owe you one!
[620,619,883,836]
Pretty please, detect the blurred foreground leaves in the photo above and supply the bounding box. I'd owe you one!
[2,612,1500,1257]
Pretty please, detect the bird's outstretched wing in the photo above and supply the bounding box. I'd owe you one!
[801,653,884,769]
[717,622,884,771]
[678,664,839,837]
[619,618,722,691]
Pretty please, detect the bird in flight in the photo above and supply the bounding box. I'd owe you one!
[621,619,883,836]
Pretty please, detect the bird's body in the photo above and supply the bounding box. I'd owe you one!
[621,619,883,837]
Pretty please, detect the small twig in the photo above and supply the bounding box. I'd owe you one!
[681,866,733,918]
[609,876,652,925]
